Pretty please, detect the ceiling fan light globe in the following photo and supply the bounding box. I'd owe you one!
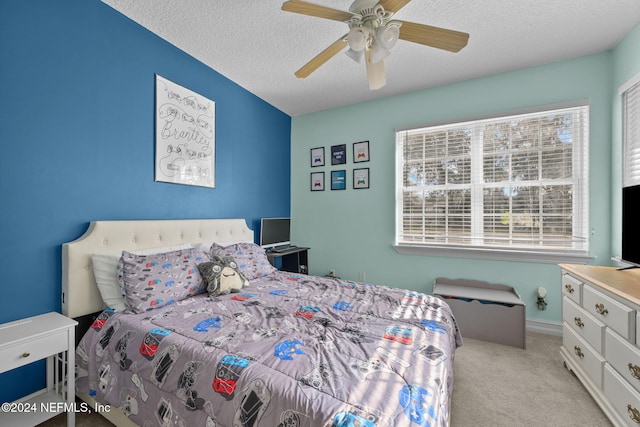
[370,43,390,64]
[365,51,386,90]
[376,24,400,50]
[347,27,368,51]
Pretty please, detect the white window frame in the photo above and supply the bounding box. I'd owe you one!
[394,101,592,264]
[621,72,640,188]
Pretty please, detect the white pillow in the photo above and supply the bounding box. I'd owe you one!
[193,242,213,252]
[92,243,193,311]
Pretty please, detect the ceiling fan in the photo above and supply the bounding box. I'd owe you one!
[281,0,469,90]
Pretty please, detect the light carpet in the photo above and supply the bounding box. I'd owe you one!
[450,332,612,426]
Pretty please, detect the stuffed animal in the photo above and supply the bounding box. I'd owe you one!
[198,255,249,296]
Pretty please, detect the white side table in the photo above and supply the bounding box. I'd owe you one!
[0,312,78,427]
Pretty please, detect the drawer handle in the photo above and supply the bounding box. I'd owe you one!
[629,363,640,380]
[574,346,584,358]
[627,404,640,423]
[21,352,30,358]
[574,317,584,328]
[595,303,608,315]
[565,284,574,294]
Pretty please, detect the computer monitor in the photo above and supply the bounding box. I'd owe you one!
[259,217,290,249]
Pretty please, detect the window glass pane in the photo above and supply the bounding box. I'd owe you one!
[447,128,471,157]
[424,160,444,185]
[404,162,423,187]
[423,190,446,215]
[483,123,509,153]
[404,137,424,158]
[624,81,640,187]
[483,154,509,183]
[483,187,509,214]
[403,191,424,215]
[427,132,448,158]
[445,157,471,184]
[541,145,572,180]
[512,186,540,214]
[542,216,572,246]
[483,216,509,245]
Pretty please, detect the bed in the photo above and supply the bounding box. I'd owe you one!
[63,218,462,427]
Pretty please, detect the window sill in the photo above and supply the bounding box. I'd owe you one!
[392,244,594,264]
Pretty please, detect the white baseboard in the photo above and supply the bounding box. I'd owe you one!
[526,318,562,336]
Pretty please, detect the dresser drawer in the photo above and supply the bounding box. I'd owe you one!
[0,330,68,372]
[606,328,640,395]
[562,273,582,305]
[583,284,635,342]
[563,297,605,353]
[604,364,640,426]
[563,324,605,388]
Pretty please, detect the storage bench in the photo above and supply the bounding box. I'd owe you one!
[433,277,526,348]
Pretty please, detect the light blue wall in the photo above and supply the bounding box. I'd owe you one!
[291,52,617,327]
[0,0,291,402]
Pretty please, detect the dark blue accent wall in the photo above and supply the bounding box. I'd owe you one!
[0,0,291,402]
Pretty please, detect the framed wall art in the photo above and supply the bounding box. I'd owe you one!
[353,140,370,163]
[155,74,215,188]
[310,147,325,167]
[331,170,346,190]
[331,144,347,165]
[353,168,370,189]
[311,172,325,191]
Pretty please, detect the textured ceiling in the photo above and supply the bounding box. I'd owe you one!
[102,0,640,116]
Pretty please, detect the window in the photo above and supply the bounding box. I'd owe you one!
[623,75,640,187]
[395,103,590,263]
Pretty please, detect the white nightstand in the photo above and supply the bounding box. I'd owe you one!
[0,312,78,427]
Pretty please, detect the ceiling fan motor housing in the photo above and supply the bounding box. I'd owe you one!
[348,0,380,14]
[346,2,401,63]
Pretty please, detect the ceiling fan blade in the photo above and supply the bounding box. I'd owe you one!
[365,51,386,90]
[398,20,469,52]
[295,37,348,78]
[282,0,354,22]
[378,0,412,13]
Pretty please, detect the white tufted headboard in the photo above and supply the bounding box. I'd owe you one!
[61,218,254,318]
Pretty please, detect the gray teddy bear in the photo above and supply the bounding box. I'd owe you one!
[198,255,249,297]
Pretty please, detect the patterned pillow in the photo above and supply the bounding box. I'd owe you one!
[92,243,194,312]
[209,242,276,280]
[118,248,209,313]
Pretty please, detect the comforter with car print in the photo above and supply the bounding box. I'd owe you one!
[76,270,462,427]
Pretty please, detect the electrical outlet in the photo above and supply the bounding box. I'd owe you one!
[329,269,336,277]
[359,271,365,281]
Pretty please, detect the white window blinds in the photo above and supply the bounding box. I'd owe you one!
[396,103,589,254]
[623,77,640,187]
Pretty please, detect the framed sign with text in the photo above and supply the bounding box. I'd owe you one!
[155,74,215,188]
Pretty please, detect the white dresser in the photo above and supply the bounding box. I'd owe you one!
[560,264,640,426]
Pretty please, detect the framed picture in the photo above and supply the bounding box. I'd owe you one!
[331,144,347,165]
[331,170,346,190]
[155,74,215,188]
[353,168,370,189]
[311,172,325,191]
[310,147,325,167]
[353,140,370,163]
